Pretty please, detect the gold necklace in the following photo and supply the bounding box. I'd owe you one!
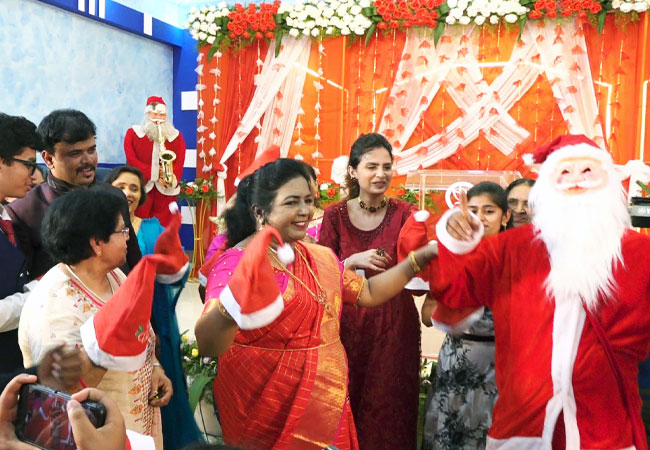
[64,264,114,301]
[269,247,330,313]
[358,196,388,213]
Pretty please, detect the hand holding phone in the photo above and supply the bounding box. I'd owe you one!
[0,373,38,450]
[67,388,126,450]
[15,384,106,450]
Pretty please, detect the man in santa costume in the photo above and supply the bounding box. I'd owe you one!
[426,135,649,449]
[124,96,186,226]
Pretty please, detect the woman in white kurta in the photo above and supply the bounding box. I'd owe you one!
[18,189,170,449]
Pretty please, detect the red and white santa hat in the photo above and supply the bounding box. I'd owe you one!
[219,226,293,329]
[397,210,434,290]
[145,96,167,114]
[234,145,281,186]
[79,206,188,371]
[523,134,608,166]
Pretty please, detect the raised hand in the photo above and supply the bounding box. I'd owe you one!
[446,192,480,241]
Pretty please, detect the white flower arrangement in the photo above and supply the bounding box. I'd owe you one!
[611,0,649,12]
[445,0,529,25]
[282,0,374,39]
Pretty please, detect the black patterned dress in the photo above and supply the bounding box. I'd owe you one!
[422,309,497,450]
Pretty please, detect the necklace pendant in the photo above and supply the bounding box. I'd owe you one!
[317,290,328,306]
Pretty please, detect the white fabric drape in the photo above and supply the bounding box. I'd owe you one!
[219,36,311,166]
[376,28,453,152]
[394,19,602,175]
[255,39,312,158]
[535,20,605,147]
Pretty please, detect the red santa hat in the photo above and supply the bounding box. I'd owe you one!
[398,210,434,290]
[234,145,281,186]
[523,134,605,166]
[219,225,294,329]
[145,96,167,114]
[79,207,188,371]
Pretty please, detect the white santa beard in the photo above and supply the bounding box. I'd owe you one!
[530,170,630,312]
[142,118,177,142]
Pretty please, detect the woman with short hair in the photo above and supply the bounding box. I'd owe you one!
[18,189,170,449]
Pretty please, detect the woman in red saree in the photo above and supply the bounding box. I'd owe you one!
[195,159,435,450]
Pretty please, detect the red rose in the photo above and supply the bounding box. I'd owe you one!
[397,188,406,196]
[377,21,388,29]
[328,187,336,197]
[546,9,557,17]
[529,9,542,18]
[403,20,412,28]
[201,184,210,193]
[186,187,195,195]
[266,31,275,39]
[243,31,251,39]
[389,20,399,28]
[229,32,236,39]
[561,8,573,15]
[255,31,264,39]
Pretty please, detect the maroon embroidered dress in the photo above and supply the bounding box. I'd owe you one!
[318,198,420,450]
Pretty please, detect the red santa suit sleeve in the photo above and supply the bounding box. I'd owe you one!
[124,128,151,177]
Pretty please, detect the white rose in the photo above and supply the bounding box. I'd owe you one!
[317,1,326,9]
[474,14,486,24]
[330,0,340,9]
[323,7,335,17]
[326,26,334,34]
[360,0,371,7]
[459,15,471,24]
[445,15,456,24]
[206,12,215,22]
[306,20,316,28]
[354,27,365,35]
[192,21,200,30]
[467,6,478,16]
[341,26,351,35]
[190,30,199,39]
[447,0,458,7]
[451,7,463,18]
[302,28,310,35]
[207,35,216,44]
[305,5,318,16]
[201,6,208,12]
[620,2,633,11]
[342,13,353,24]
[320,183,329,190]
[350,5,362,14]
[505,13,517,22]
[289,28,300,37]
[489,14,499,24]
[298,11,309,21]
[198,31,207,40]
[517,6,528,15]
[218,2,227,9]
[457,0,469,10]
[294,2,305,11]
[634,1,648,11]
[200,22,208,32]
[337,5,348,16]
[209,5,217,12]
[311,27,320,36]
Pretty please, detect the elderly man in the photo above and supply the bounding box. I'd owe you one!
[124,96,186,226]
[7,109,141,281]
[427,135,649,449]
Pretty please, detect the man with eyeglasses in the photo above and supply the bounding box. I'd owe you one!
[6,109,141,281]
[0,113,42,373]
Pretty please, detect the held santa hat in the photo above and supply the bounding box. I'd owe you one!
[145,96,167,114]
[397,209,435,290]
[80,203,189,371]
[219,226,294,329]
[234,145,281,186]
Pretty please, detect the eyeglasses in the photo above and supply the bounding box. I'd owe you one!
[9,157,38,175]
[112,227,130,238]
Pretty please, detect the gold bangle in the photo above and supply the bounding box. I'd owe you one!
[217,300,234,321]
[408,251,422,274]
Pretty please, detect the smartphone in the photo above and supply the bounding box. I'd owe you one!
[15,383,106,450]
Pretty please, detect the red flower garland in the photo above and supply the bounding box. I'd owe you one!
[375,0,445,29]
[226,1,281,40]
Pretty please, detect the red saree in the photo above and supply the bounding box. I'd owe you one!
[204,242,363,450]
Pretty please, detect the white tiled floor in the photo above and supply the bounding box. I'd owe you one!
[176,281,446,359]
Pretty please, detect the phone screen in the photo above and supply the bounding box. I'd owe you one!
[15,384,106,450]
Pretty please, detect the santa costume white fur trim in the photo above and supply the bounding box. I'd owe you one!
[80,316,147,372]
[431,306,486,335]
[404,277,430,291]
[156,261,190,284]
[435,207,484,254]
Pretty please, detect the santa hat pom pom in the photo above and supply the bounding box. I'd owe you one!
[276,244,294,266]
[522,153,535,166]
[168,202,179,214]
[414,210,430,222]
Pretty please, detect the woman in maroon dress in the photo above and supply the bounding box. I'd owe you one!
[318,133,421,449]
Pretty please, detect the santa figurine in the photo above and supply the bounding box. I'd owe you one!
[124,96,186,226]
[423,135,649,449]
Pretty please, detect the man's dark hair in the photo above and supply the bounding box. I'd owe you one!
[37,109,96,154]
[42,189,123,265]
[0,113,43,164]
[104,165,148,207]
